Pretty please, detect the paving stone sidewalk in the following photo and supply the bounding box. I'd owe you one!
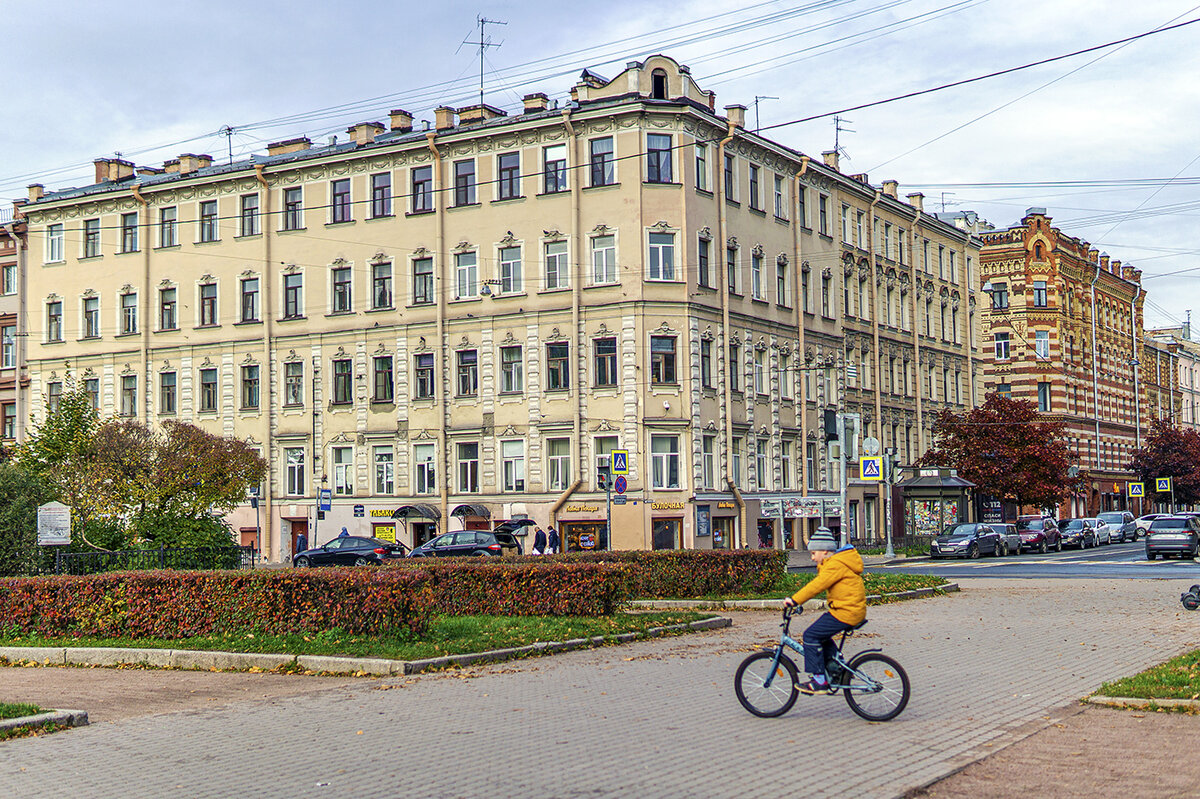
[2,577,1197,798]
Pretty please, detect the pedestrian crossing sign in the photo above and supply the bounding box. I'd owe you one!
[860,456,883,481]
[1156,477,1172,493]
[1128,482,1144,498]
[611,450,629,476]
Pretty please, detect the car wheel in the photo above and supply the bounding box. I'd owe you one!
[295,556,310,568]
[1040,540,1048,555]
[968,543,980,559]
[471,550,489,557]
[1146,551,1155,560]
[1055,537,1063,553]
[353,556,370,566]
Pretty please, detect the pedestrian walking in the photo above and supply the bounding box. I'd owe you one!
[295,532,308,554]
[547,526,560,555]
[532,527,547,555]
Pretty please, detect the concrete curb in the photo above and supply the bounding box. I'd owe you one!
[0,616,734,677]
[1085,694,1200,711]
[0,709,89,733]
[629,582,960,611]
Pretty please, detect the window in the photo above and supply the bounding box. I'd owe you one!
[856,212,865,247]
[372,263,392,309]
[199,200,219,242]
[781,440,792,489]
[283,188,303,230]
[547,438,570,490]
[83,297,100,338]
[285,448,305,496]
[414,444,436,494]
[651,435,680,489]
[818,195,829,234]
[647,134,672,183]
[457,349,478,396]
[594,338,617,387]
[453,160,476,206]
[241,365,260,409]
[374,446,394,494]
[797,185,807,226]
[47,223,64,262]
[498,152,521,199]
[651,68,668,98]
[777,259,787,305]
[732,437,743,486]
[1038,381,1052,412]
[591,236,616,284]
[46,381,63,415]
[701,339,713,388]
[370,173,392,218]
[994,332,1010,361]
[937,245,945,278]
[199,283,218,326]
[756,437,768,487]
[729,343,740,391]
[774,175,786,218]
[284,361,304,406]
[1035,330,1050,360]
[841,205,851,242]
[0,325,12,367]
[806,443,817,490]
[1033,280,1048,307]
[331,179,352,223]
[821,275,831,316]
[332,358,353,404]
[779,353,792,399]
[695,142,708,191]
[332,447,354,495]
[1,264,13,295]
[332,266,352,313]
[159,288,177,330]
[121,292,137,334]
[751,252,763,299]
[748,165,761,210]
[727,246,739,294]
[544,240,568,290]
[240,194,260,236]
[0,404,12,439]
[724,154,735,201]
[457,442,480,492]
[199,368,218,412]
[157,371,176,414]
[543,144,567,193]
[412,258,433,305]
[502,440,525,491]
[83,218,100,257]
[754,349,766,394]
[547,343,570,390]
[414,353,434,399]
[240,278,259,322]
[698,237,711,288]
[283,273,303,318]
[650,336,676,384]
[501,345,523,393]
[455,252,477,298]
[499,246,522,294]
[411,166,433,213]
[883,223,892,259]
[802,270,810,313]
[702,434,716,488]
[159,207,177,247]
[648,232,675,281]
[119,375,137,417]
[372,356,393,402]
[87,379,103,410]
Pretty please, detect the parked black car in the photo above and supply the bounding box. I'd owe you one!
[930,523,1003,559]
[1096,511,1136,543]
[408,530,523,558]
[1015,515,1061,553]
[1145,516,1200,560]
[1056,518,1096,549]
[293,536,408,568]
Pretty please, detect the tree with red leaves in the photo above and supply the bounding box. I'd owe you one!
[917,393,1079,510]
[1129,419,1200,506]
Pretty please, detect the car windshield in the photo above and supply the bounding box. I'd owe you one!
[1150,519,1188,530]
[1058,520,1085,530]
[1015,519,1043,531]
[943,524,978,537]
[1097,513,1123,523]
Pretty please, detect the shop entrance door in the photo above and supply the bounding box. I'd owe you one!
[561,521,606,552]
[290,519,309,557]
[652,518,681,550]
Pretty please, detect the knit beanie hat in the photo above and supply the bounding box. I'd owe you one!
[808,528,839,551]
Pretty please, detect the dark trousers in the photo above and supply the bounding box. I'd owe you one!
[801,612,854,676]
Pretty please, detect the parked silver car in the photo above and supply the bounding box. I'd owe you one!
[1086,517,1112,546]
[1097,511,1136,543]
[993,523,1023,556]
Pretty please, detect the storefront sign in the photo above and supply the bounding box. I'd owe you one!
[369,509,396,517]
[564,504,600,513]
[696,505,711,537]
[651,502,685,510]
[352,504,364,517]
[760,500,780,516]
[717,502,737,509]
[579,533,596,549]
[373,524,396,542]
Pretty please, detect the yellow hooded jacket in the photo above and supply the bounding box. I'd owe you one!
[789,547,866,625]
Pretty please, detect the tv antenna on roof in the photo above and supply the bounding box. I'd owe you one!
[833,115,855,160]
[752,96,778,133]
[458,16,506,108]
[220,126,235,164]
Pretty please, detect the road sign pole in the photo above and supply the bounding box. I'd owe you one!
[884,452,895,559]
[605,478,612,551]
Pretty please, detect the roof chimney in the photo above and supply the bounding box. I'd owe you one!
[457,104,508,125]
[849,173,869,185]
[347,121,384,146]
[27,184,43,202]
[266,137,312,156]
[163,159,180,174]
[137,166,165,177]
[1111,259,1122,275]
[822,150,839,170]
[882,180,899,198]
[724,104,746,130]
[389,109,414,133]
[434,106,457,131]
[177,154,212,175]
[522,93,548,114]
[1098,253,1110,271]
[906,192,925,213]
[94,158,112,184]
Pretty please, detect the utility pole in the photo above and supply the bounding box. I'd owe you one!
[833,116,855,159]
[220,125,234,164]
[460,16,506,108]
[752,95,778,132]
[883,448,896,558]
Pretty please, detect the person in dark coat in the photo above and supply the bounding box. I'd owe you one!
[295,532,308,554]
[547,527,560,554]
[533,527,548,555]
[338,526,350,537]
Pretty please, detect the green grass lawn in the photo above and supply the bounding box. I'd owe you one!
[0,702,43,721]
[682,572,947,601]
[0,612,709,663]
[1097,649,1200,701]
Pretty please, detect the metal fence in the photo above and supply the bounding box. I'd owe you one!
[44,545,258,575]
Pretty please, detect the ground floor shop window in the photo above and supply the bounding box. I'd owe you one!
[561,520,607,552]
[711,517,734,549]
[652,518,681,550]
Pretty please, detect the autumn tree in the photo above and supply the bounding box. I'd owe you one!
[1129,419,1200,506]
[917,393,1079,510]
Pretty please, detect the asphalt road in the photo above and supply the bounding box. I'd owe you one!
[879,540,1200,579]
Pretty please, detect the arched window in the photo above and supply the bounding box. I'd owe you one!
[651,69,668,100]
[1034,242,1044,260]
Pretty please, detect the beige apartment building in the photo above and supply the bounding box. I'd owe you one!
[20,55,979,560]
[0,204,22,443]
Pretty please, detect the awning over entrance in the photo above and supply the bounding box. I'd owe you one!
[392,503,442,520]
[450,503,491,519]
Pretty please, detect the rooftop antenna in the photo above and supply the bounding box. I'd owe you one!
[752,95,778,133]
[833,115,855,160]
[458,16,506,108]
[220,125,234,164]
[940,191,954,213]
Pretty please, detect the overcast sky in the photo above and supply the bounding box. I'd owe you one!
[5,0,1198,330]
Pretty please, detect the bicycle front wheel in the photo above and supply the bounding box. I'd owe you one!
[734,650,799,718]
[843,653,910,721]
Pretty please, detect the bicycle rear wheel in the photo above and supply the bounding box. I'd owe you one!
[734,650,799,717]
[843,653,910,721]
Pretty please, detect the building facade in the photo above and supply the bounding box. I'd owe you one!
[1146,324,1197,430]
[20,56,979,560]
[0,204,23,445]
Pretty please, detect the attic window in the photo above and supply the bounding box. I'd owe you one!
[651,69,668,100]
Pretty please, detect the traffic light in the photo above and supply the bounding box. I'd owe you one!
[597,463,610,491]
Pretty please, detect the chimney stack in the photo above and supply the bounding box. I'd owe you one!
[347,121,384,146]
[882,180,899,198]
[907,192,925,213]
[1111,259,1122,275]
[94,158,112,184]
[389,109,414,132]
[724,104,746,130]
[434,106,457,130]
[27,184,43,202]
[1099,253,1110,271]
[457,104,508,125]
[822,150,839,170]
[176,154,212,175]
[266,137,311,157]
[522,93,548,114]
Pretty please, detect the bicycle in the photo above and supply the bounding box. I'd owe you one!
[734,606,911,721]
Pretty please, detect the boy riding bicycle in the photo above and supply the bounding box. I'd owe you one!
[783,527,866,694]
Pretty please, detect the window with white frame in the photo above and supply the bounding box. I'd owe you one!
[285,447,305,496]
[0,326,13,367]
[46,224,64,262]
[500,246,522,293]
[547,438,570,490]
[592,235,616,284]
[501,345,523,393]
[374,446,394,494]
[694,142,709,191]
[651,434,680,489]
[373,356,393,402]
[83,297,100,338]
[332,446,354,495]
[702,434,716,488]
[502,440,525,491]
[120,292,137,334]
[648,232,675,281]
[372,263,392,309]
[751,252,763,299]
[544,241,568,289]
[647,134,672,183]
[455,252,477,298]
[595,436,618,489]
[284,361,303,406]
[732,436,743,486]
[159,207,177,247]
[240,277,259,322]
[754,349,766,394]
[331,266,352,313]
[994,332,1011,360]
[414,443,436,494]
[774,175,786,218]
[543,144,567,193]
[756,437,768,488]
[457,442,479,492]
[781,440,792,489]
[589,138,614,187]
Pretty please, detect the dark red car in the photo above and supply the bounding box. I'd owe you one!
[1015,516,1061,553]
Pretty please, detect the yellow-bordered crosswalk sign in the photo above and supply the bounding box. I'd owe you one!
[1128,482,1144,497]
[610,450,629,476]
[1156,477,1172,492]
[860,456,883,481]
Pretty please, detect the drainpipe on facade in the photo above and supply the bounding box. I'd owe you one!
[908,207,924,453]
[132,185,151,425]
[716,116,746,546]
[960,229,975,409]
[1089,263,1102,479]
[254,164,276,561]
[426,130,449,530]
[551,479,583,523]
[2,218,24,442]
[867,190,883,539]
[1131,283,1142,452]
[558,106,584,533]
[793,158,809,510]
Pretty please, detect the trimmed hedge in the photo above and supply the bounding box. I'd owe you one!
[389,561,630,616]
[0,568,433,638]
